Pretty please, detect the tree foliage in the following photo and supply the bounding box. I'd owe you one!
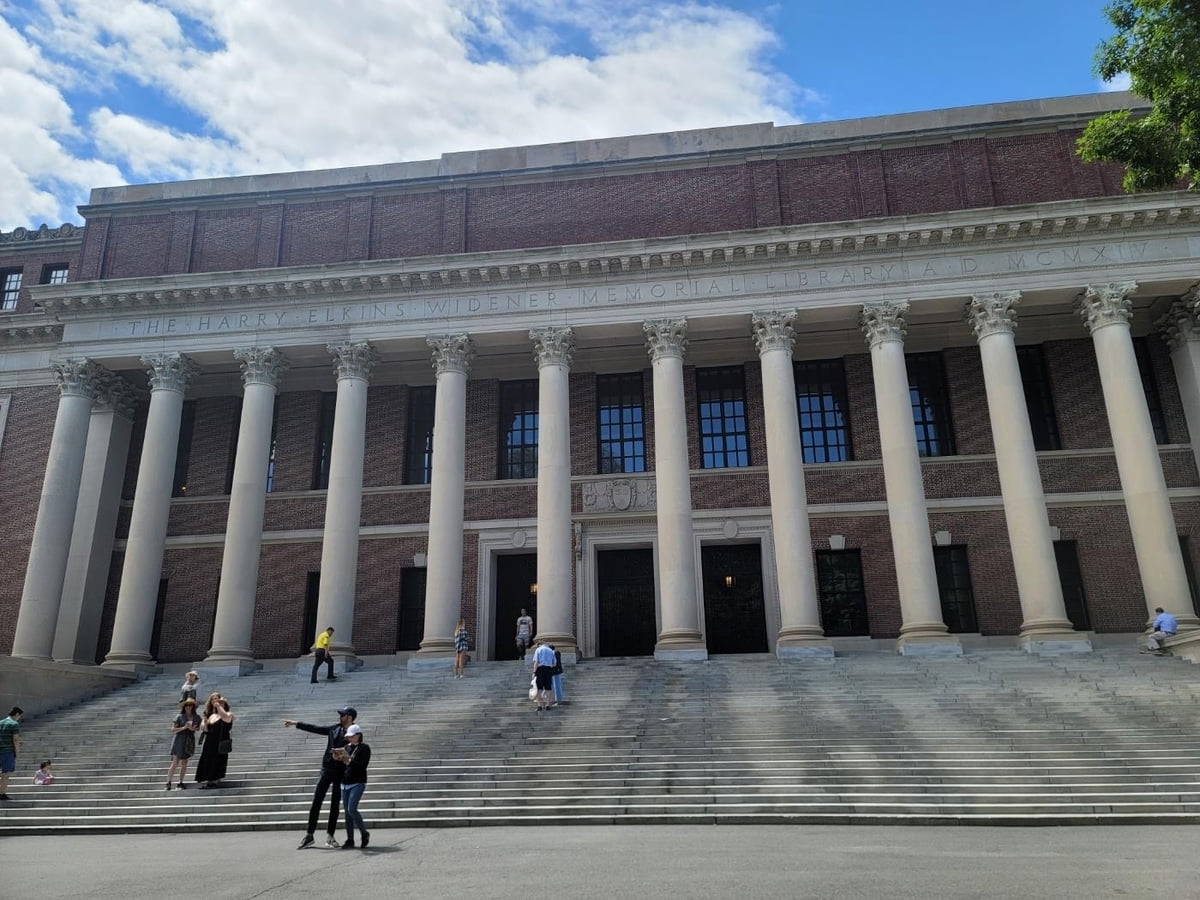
[1076,0,1200,191]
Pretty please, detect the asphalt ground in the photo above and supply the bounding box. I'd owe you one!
[3,825,1198,899]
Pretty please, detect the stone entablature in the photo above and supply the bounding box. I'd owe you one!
[0,223,81,247]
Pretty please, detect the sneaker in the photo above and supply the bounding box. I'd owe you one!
[324,835,340,848]
[297,834,315,850]
[339,840,356,849]
[361,831,370,849]
[310,680,318,684]
[177,782,187,790]
[327,675,338,681]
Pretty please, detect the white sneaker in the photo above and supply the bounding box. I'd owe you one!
[325,836,340,848]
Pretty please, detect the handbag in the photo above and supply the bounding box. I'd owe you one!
[217,738,233,754]
[528,676,537,700]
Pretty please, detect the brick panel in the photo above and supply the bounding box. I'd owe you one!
[991,132,1081,206]
[883,145,962,216]
[369,193,445,260]
[853,150,887,218]
[1045,339,1111,449]
[192,209,261,273]
[77,217,108,281]
[363,384,405,488]
[465,379,500,482]
[165,210,196,274]
[569,371,598,476]
[279,200,351,267]
[748,160,782,227]
[778,156,858,224]
[103,215,173,278]
[271,390,323,493]
[954,138,995,208]
[844,354,880,460]
[944,347,992,455]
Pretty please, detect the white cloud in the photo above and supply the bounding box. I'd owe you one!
[1100,72,1132,92]
[0,0,815,228]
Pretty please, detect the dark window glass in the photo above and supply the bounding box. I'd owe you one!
[397,568,427,651]
[265,406,279,494]
[499,380,539,479]
[906,352,956,457]
[149,578,169,661]
[795,358,853,463]
[1054,541,1090,631]
[301,573,320,655]
[816,549,870,636]
[40,264,68,285]
[933,546,979,633]
[1133,337,1169,444]
[172,400,198,497]
[597,373,646,474]
[405,385,436,485]
[311,392,336,490]
[0,269,22,310]
[1016,345,1061,451]
[697,365,750,469]
[1180,536,1200,617]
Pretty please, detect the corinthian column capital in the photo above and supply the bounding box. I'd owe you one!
[141,352,198,394]
[966,292,1021,341]
[530,326,576,369]
[1158,285,1200,353]
[93,371,140,420]
[751,309,798,356]
[50,358,103,400]
[234,346,289,388]
[427,333,475,376]
[644,317,688,362]
[860,301,908,348]
[1078,281,1137,333]
[327,341,378,381]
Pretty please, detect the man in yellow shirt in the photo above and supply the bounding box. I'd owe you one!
[311,627,337,684]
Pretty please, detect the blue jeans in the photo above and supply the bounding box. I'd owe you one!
[552,673,565,703]
[342,782,366,840]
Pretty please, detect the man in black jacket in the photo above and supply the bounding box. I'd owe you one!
[284,705,356,849]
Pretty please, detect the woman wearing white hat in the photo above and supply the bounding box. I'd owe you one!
[336,724,371,849]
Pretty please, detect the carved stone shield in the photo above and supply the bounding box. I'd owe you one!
[611,479,633,511]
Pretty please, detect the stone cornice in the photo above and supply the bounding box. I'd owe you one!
[0,313,64,346]
[31,193,1200,319]
[0,222,82,249]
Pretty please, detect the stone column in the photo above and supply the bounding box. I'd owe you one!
[644,318,706,660]
[751,310,833,659]
[11,359,103,660]
[531,326,578,661]
[410,334,474,672]
[313,341,378,669]
[1079,282,1198,629]
[104,353,198,669]
[54,373,139,664]
[203,347,288,674]
[967,293,1090,652]
[860,302,960,656]
[1161,287,1200,488]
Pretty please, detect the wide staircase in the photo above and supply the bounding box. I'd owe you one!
[3,648,1200,834]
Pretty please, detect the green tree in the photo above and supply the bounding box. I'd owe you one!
[1076,0,1200,191]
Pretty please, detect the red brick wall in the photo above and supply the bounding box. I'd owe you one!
[0,242,84,313]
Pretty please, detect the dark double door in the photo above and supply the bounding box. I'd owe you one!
[596,548,657,657]
[494,553,538,660]
[701,544,768,654]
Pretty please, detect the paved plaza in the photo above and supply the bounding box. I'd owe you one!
[3,825,1197,899]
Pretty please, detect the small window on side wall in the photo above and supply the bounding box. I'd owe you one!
[0,269,22,311]
[40,264,69,285]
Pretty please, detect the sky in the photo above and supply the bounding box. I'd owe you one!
[0,0,1132,230]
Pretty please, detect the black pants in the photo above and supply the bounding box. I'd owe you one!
[311,648,334,683]
[306,766,343,835]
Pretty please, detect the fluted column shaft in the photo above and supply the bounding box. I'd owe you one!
[752,311,831,657]
[968,294,1088,651]
[314,341,378,663]
[205,348,288,672]
[413,335,473,667]
[105,353,198,668]
[861,302,959,654]
[12,360,102,659]
[532,326,576,655]
[1081,283,1196,627]
[644,318,706,659]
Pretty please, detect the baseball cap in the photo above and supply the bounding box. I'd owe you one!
[337,706,357,718]
[345,724,363,737]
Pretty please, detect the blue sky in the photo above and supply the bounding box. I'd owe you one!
[0,0,1128,230]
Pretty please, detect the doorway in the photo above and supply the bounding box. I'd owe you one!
[494,553,538,660]
[596,548,657,656]
[1054,541,1091,631]
[701,543,768,653]
[397,568,427,652]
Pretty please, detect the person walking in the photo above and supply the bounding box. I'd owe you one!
[338,723,372,849]
[531,640,557,712]
[515,609,534,660]
[453,618,469,677]
[310,626,337,683]
[166,697,201,790]
[194,693,234,789]
[550,644,566,706]
[285,705,356,849]
[0,707,22,800]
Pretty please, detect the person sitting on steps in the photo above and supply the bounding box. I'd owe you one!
[1142,607,1178,654]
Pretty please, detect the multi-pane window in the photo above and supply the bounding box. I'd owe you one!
[0,269,21,311]
[697,366,750,469]
[172,400,198,497]
[405,385,436,485]
[816,549,870,636]
[795,358,852,463]
[1016,345,1061,451]
[311,392,336,490]
[933,545,979,633]
[499,380,539,479]
[40,263,68,285]
[597,373,645,474]
[1133,337,1169,444]
[906,352,956,457]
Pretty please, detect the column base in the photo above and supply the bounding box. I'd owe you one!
[776,638,835,660]
[101,653,162,676]
[1174,614,1200,633]
[896,633,962,657]
[196,658,262,677]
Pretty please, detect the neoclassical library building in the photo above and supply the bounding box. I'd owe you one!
[3,90,1200,673]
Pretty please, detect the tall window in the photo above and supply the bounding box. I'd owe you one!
[311,392,336,490]
[933,545,979,633]
[405,385,436,485]
[697,366,750,469]
[597,373,645,474]
[1016,345,1061,451]
[40,263,68,285]
[1133,337,1169,444]
[815,549,870,636]
[0,269,21,311]
[172,400,198,497]
[499,380,539,479]
[1054,542,1091,631]
[906,352,956,457]
[265,407,279,494]
[795,358,852,463]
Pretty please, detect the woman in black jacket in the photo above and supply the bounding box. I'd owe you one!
[337,724,371,849]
